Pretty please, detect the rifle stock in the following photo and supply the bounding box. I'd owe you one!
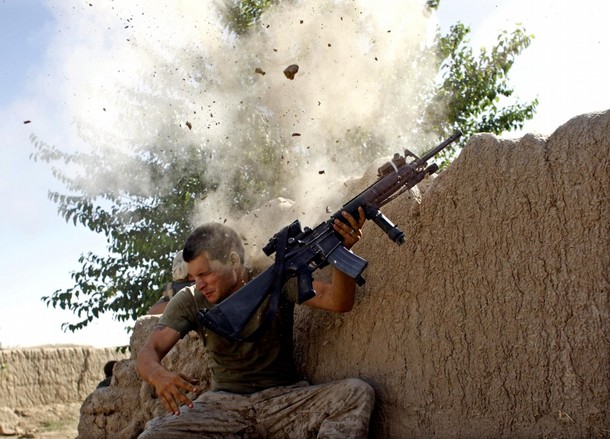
[197,131,462,340]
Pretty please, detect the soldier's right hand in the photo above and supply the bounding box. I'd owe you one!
[150,369,199,415]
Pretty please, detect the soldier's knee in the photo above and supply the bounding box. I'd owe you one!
[344,378,375,405]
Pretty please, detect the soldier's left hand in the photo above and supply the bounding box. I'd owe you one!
[333,206,365,249]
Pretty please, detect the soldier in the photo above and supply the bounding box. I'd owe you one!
[137,208,374,438]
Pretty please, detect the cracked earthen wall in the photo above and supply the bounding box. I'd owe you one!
[0,347,127,408]
[294,110,609,437]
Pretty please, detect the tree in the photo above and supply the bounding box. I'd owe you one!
[33,0,537,333]
[32,136,214,330]
[426,22,537,164]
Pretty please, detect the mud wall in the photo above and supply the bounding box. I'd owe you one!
[295,110,610,438]
[78,110,609,438]
[0,346,127,408]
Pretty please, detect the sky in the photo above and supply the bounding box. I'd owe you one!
[0,0,608,348]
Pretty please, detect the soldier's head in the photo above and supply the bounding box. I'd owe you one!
[183,223,246,304]
[183,223,244,264]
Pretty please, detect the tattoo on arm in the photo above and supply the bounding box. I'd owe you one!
[153,324,167,332]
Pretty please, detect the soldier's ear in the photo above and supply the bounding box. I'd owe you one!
[229,251,241,268]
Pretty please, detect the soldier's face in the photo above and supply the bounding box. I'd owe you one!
[187,253,238,304]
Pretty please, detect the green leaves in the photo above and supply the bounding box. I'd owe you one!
[35,134,211,331]
[221,0,275,34]
[426,22,538,161]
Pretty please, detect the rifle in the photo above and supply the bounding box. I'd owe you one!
[196,131,462,340]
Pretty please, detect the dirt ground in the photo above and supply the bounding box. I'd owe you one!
[9,404,79,439]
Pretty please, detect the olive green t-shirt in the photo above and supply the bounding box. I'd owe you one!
[159,278,300,394]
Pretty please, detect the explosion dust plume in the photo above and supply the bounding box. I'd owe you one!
[41,0,440,263]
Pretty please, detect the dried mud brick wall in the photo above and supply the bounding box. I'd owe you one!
[0,347,127,408]
[294,110,610,438]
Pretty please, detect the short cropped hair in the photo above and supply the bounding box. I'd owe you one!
[183,223,245,264]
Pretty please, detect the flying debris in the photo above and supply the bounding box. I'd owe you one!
[283,64,299,80]
[186,121,192,130]
[255,68,266,75]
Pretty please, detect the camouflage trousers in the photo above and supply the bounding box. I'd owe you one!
[138,378,374,439]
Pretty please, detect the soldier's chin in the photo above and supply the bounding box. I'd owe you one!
[203,291,217,302]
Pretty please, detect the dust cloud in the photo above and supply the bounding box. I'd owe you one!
[43,0,440,262]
